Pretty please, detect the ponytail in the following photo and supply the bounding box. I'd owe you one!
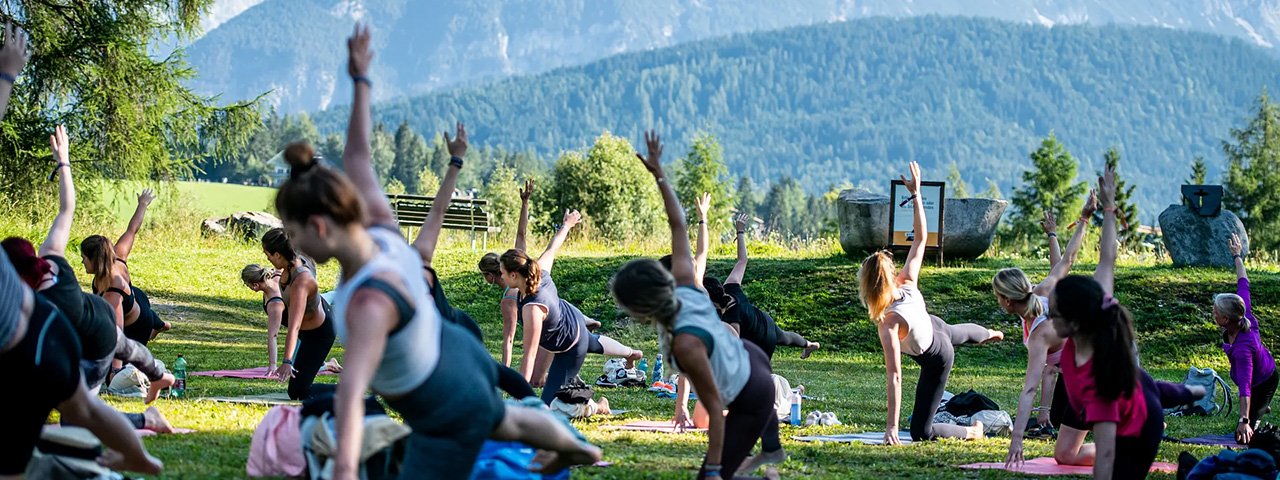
[499,249,543,295]
[993,268,1044,319]
[1054,275,1138,400]
[702,276,736,313]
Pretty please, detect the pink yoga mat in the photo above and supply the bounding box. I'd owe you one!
[603,420,706,433]
[137,428,196,437]
[959,457,1177,476]
[190,366,335,379]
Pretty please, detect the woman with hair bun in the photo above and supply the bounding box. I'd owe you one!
[257,224,336,400]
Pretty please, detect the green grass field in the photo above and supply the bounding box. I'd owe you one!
[100,181,277,222]
[0,204,1269,478]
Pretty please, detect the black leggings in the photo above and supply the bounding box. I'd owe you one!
[698,340,776,479]
[1110,370,1169,479]
[2,305,82,474]
[288,314,336,401]
[906,315,990,441]
[1249,371,1279,423]
[775,328,809,349]
[540,319,600,405]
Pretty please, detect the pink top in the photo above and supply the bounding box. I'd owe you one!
[1022,296,1063,366]
[1060,338,1147,437]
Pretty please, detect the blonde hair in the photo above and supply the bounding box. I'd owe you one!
[241,264,272,285]
[993,268,1044,320]
[1214,293,1249,330]
[857,251,897,322]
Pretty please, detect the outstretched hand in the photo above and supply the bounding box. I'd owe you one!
[634,130,664,177]
[695,192,711,219]
[0,21,27,78]
[50,124,69,166]
[346,23,373,79]
[137,189,155,207]
[1098,164,1117,209]
[520,179,535,202]
[1080,189,1099,219]
[900,161,922,196]
[562,209,582,229]
[1039,211,1057,235]
[444,122,467,158]
[734,212,750,232]
[1230,233,1244,257]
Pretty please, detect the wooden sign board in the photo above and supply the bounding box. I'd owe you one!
[888,181,945,255]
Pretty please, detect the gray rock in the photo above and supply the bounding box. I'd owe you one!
[836,190,1008,259]
[199,211,282,241]
[1158,204,1249,267]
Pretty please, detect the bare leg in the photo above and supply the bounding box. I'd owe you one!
[145,373,175,405]
[1054,426,1096,466]
[492,405,602,473]
[59,381,162,474]
[931,421,985,440]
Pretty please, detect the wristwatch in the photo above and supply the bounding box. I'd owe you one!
[1240,416,1251,425]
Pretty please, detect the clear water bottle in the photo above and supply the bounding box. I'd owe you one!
[652,354,664,384]
[173,354,187,398]
[790,389,802,426]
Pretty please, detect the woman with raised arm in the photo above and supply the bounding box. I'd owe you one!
[478,179,533,368]
[1214,233,1276,444]
[1001,192,1098,467]
[81,189,170,345]
[857,161,1001,445]
[1050,164,1198,479]
[296,25,600,479]
[2,125,175,420]
[500,206,643,403]
[611,131,779,479]
[0,249,164,477]
[260,227,336,400]
[410,123,535,400]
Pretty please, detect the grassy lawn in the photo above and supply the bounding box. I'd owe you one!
[99,181,277,222]
[1,217,1269,478]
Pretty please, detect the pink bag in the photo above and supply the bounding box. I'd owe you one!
[247,405,306,477]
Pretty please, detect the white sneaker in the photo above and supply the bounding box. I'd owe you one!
[819,412,842,426]
[803,411,821,426]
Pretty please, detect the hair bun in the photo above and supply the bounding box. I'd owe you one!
[283,142,318,177]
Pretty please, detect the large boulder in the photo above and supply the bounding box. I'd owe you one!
[1158,204,1249,267]
[837,190,1008,259]
[200,211,282,241]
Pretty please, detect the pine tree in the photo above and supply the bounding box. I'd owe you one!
[391,122,429,192]
[1189,156,1209,184]
[674,133,734,231]
[1224,90,1280,250]
[979,178,1003,199]
[735,176,761,217]
[1005,133,1088,245]
[946,162,970,198]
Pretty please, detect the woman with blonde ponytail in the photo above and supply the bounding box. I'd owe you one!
[1002,191,1098,467]
[857,161,1002,446]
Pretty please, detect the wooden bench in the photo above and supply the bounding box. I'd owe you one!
[385,194,501,249]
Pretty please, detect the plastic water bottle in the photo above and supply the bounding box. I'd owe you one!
[653,354,664,384]
[173,354,187,398]
[637,358,648,376]
[790,389,802,426]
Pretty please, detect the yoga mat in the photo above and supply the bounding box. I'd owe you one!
[1181,433,1246,447]
[191,366,335,379]
[608,409,629,415]
[603,420,705,433]
[958,457,1177,475]
[791,432,913,445]
[200,392,299,406]
[136,428,196,437]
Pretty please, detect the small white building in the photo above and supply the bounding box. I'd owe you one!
[265,151,289,187]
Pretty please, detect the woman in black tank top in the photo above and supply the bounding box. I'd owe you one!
[261,228,336,400]
[80,189,171,345]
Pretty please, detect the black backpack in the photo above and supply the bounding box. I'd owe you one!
[942,390,1001,417]
[554,376,594,405]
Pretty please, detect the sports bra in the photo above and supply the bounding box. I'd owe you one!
[280,257,322,315]
[96,258,136,314]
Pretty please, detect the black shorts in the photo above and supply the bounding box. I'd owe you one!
[1050,373,1088,430]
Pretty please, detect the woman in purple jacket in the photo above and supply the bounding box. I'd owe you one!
[1216,233,1277,444]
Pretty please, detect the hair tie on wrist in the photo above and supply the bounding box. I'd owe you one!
[352,76,372,87]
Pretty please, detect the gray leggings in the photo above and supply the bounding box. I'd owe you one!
[72,328,170,430]
[907,315,989,441]
[775,328,809,348]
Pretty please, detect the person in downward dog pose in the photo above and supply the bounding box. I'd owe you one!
[499,210,642,402]
[259,227,337,400]
[611,131,778,479]
[2,125,175,428]
[409,122,535,400]
[282,24,601,479]
[80,190,171,346]
[858,161,1001,445]
[240,265,342,378]
[1050,164,1199,479]
[1000,192,1098,466]
[1213,233,1276,445]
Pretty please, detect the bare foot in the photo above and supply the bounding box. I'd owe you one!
[142,406,175,434]
[625,350,643,369]
[596,397,612,415]
[968,421,986,440]
[738,448,787,475]
[98,450,163,475]
[981,330,1004,344]
[531,442,603,474]
[764,465,781,480]
[801,342,821,359]
[149,321,173,341]
[146,373,175,405]
[322,358,343,374]
[586,319,602,331]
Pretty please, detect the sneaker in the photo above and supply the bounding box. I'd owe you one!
[1025,423,1056,440]
[595,374,619,388]
[803,411,821,426]
[819,412,842,426]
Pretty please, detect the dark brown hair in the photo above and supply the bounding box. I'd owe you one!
[261,228,297,263]
[499,249,541,295]
[478,252,501,276]
[79,234,117,293]
[1054,275,1138,401]
[274,142,364,226]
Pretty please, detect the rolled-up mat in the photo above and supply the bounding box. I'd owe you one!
[1180,433,1245,447]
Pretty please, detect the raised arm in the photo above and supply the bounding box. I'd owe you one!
[895,162,927,287]
[114,189,154,261]
[1041,211,1061,266]
[1035,190,1096,296]
[0,22,28,121]
[726,213,750,285]
[339,23,396,227]
[636,131,695,286]
[1094,165,1118,297]
[514,180,533,252]
[1230,234,1248,281]
[535,209,581,273]
[412,123,467,266]
[39,125,74,258]
[693,192,711,284]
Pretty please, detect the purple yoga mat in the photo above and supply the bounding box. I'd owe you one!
[190,366,335,379]
[1182,433,1246,447]
[959,457,1177,475]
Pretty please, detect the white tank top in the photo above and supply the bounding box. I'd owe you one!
[665,286,752,405]
[1022,295,1063,366]
[886,285,933,356]
[332,227,442,396]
